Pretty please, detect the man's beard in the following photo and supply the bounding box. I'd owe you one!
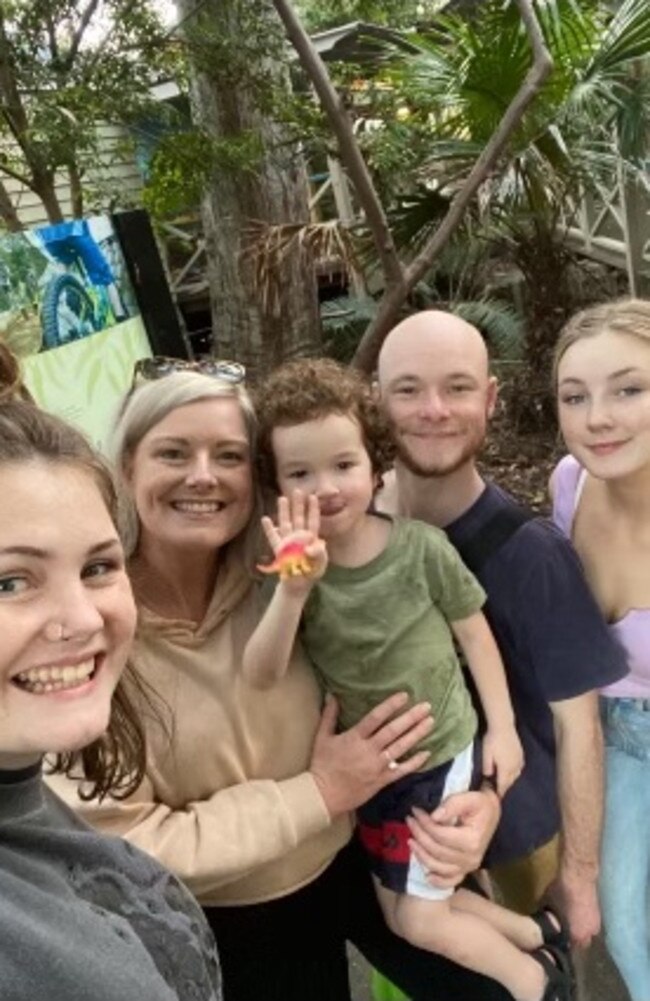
[393,426,486,479]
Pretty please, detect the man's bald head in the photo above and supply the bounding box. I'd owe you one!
[378,310,489,387]
[377,310,496,479]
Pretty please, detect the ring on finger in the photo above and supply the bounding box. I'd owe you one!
[383,749,399,771]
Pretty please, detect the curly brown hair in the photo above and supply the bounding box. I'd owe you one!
[254,357,395,491]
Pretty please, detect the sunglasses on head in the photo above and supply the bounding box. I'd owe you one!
[132,356,246,386]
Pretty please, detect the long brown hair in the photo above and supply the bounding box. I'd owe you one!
[0,343,146,799]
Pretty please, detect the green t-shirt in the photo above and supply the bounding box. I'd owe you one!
[302,517,485,767]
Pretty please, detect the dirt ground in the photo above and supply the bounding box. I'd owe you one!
[477,372,563,512]
[348,938,629,1000]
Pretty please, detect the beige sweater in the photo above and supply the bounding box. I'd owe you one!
[49,552,351,907]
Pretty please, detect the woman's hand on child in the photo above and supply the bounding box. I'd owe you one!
[482,727,524,797]
[310,693,434,818]
[261,491,327,592]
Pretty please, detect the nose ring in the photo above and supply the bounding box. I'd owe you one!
[45,622,71,642]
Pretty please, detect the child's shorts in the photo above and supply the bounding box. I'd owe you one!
[357,740,478,901]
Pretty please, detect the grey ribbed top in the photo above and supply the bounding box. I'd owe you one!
[0,764,221,1001]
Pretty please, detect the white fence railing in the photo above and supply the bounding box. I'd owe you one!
[565,166,650,295]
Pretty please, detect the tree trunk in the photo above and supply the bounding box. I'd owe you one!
[69,163,84,219]
[177,0,321,379]
[0,178,23,231]
[511,228,577,433]
[31,166,64,223]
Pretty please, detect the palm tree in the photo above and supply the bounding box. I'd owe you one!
[364,0,650,425]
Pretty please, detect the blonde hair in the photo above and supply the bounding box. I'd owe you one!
[553,298,650,386]
[112,371,259,557]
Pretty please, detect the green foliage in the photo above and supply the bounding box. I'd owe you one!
[142,130,263,220]
[449,300,526,361]
[320,225,527,363]
[0,235,46,308]
[296,0,445,33]
[407,232,527,359]
[182,0,286,117]
[321,293,378,362]
[324,0,650,425]
[378,0,650,229]
[310,0,650,240]
[0,0,174,219]
[381,185,452,253]
[320,289,525,363]
[172,0,326,211]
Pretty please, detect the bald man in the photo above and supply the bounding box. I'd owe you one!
[376,310,627,950]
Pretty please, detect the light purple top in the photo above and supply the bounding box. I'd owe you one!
[552,454,649,698]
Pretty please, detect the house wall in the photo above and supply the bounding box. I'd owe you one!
[1,122,144,229]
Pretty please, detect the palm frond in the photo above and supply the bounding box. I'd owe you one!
[593,0,650,73]
[321,294,378,327]
[321,294,378,363]
[383,185,454,255]
[341,0,650,304]
[453,298,525,359]
[615,73,650,162]
[240,219,362,315]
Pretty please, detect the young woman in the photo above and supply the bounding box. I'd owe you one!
[552,298,650,1001]
[0,345,221,1001]
[53,361,508,1001]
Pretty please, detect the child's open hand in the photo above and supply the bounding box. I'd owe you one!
[481,727,524,798]
[259,491,327,591]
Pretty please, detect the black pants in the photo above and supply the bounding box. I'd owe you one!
[205,838,512,1001]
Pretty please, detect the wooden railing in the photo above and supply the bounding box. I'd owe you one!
[565,165,650,295]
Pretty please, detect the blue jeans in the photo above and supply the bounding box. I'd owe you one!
[599,697,650,1001]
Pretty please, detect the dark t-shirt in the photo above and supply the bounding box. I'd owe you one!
[446,483,628,864]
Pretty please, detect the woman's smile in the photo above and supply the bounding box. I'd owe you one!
[12,652,102,695]
[587,440,629,456]
[0,463,135,766]
[128,398,253,552]
[171,499,228,516]
[558,331,650,481]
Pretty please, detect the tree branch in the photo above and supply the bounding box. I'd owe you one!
[0,154,33,187]
[81,0,143,78]
[273,0,553,373]
[271,0,405,289]
[45,11,59,64]
[352,0,553,370]
[0,175,22,231]
[64,0,102,70]
[0,12,52,176]
[0,14,31,144]
[68,162,84,218]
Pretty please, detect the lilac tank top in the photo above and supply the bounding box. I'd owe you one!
[552,454,650,699]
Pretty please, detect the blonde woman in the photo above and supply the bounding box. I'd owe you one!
[552,299,650,1001]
